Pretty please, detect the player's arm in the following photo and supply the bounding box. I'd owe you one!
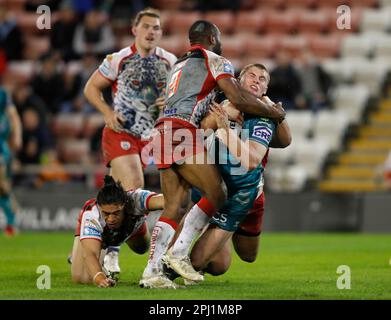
[269,119,292,148]
[212,104,267,170]
[80,238,115,288]
[146,194,164,211]
[83,70,124,132]
[7,105,22,152]
[217,77,285,121]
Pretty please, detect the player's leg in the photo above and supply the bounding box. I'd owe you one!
[140,167,187,288]
[232,192,265,262]
[126,222,149,254]
[189,225,233,272]
[0,160,16,236]
[102,128,146,278]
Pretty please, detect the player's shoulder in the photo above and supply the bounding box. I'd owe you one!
[105,46,134,63]
[204,49,232,64]
[155,47,177,66]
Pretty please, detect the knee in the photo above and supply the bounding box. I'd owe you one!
[204,263,229,276]
[238,253,257,263]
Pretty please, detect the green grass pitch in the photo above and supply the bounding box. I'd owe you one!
[0,232,390,300]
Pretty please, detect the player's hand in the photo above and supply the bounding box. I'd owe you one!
[104,109,125,133]
[154,96,166,110]
[94,272,116,288]
[221,100,243,125]
[261,96,286,123]
[210,102,229,129]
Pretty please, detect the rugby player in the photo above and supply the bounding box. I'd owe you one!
[83,8,176,277]
[140,21,286,288]
[70,175,164,287]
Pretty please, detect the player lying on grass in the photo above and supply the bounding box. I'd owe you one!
[163,64,291,282]
[71,175,164,288]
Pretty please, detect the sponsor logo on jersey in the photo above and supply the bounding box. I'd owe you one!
[83,219,101,237]
[120,141,131,150]
[252,126,272,141]
[223,62,234,74]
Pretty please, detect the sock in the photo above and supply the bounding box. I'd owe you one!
[107,246,120,254]
[171,198,216,257]
[143,217,177,277]
[0,195,15,226]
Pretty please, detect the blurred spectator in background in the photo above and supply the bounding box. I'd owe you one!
[50,0,78,61]
[18,108,51,165]
[384,150,391,190]
[25,0,60,12]
[267,51,303,111]
[73,10,115,58]
[0,4,24,61]
[0,87,22,237]
[296,49,332,112]
[31,52,65,114]
[35,149,70,188]
[60,53,99,113]
[12,84,48,123]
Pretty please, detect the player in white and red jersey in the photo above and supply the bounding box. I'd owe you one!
[83,8,176,277]
[70,175,164,287]
[140,20,286,289]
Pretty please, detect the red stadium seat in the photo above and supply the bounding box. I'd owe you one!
[234,10,266,34]
[280,35,309,59]
[243,34,279,58]
[23,36,50,60]
[296,8,330,34]
[57,139,90,164]
[221,35,246,59]
[84,114,105,139]
[166,12,202,35]
[4,0,26,12]
[347,0,378,7]
[306,33,343,58]
[254,0,285,9]
[264,10,298,34]
[158,35,188,57]
[2,61,34,86]
[285,0,316,9]
[203,11,236,34]
[317,0,352,7]
[149,0,183,10]
[52,113,85,139]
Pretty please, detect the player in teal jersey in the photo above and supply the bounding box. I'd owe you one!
[0,87,22,237]
[163,64,291,280]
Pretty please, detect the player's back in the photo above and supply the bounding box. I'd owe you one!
[160,45,234,128]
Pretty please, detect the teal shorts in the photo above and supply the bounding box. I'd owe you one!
[191,187,259,232]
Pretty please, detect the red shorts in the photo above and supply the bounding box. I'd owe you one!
[101,127,150,168]
[237,192,265,237]
[151,118,205,170]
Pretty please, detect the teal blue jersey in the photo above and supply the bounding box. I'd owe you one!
[0,88,12,167]
[215,115,276,194]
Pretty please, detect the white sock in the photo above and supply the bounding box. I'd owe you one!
[143,220,176,277]
[171,204,209,257]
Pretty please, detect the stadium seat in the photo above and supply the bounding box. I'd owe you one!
[158,35,188,57]
[317,0,352,7]
[322,58,354,83]
[221,35,246,59]
[285,0,316,9]
[16,12,44,35]
[360,8,391,32]
[306,33,342,59]
[285,110,314,140]
[265,164,308,192]
[372,33,391,59]
[332,84,370,124]
[352,0,379,7]
[353,58,389,96]
[203,11,235,34]
[52,113,85,139]
[312,110,349,152]
[166,12,202,35]
[149,0,183,10]
[3,61,34,85]
[296,8,330,34]
[264,10,298,34]
[280,35,309,59]
[57,138,90,164]
[23,36,50,60]
[243,34,279,58]
[340,34,373,58]
[291,138,331,179]
[84,113,105,139]
[253,0,285,9]
[4,0,26,12]
[234,10,266,34]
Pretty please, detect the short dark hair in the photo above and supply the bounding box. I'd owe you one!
[97,175,127,206]
[133,7,160,27]
[188,20,219,45]
[239,63,270,83]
